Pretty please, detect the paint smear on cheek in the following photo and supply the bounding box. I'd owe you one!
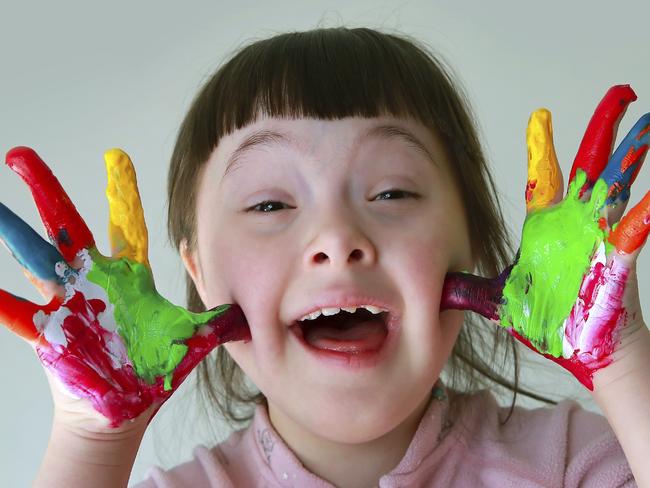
[500,172,608,357]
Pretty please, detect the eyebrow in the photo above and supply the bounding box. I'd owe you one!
[221,124,439,179]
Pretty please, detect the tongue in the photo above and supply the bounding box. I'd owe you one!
[303,318,387,353]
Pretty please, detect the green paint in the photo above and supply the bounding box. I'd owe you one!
[86,248,227,390]
[500,170,608,356]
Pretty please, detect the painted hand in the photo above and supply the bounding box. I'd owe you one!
[442,85,649,390]
[0,148,250,427]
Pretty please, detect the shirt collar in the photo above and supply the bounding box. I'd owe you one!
[251,380,451,486]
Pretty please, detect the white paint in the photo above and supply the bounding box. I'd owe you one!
[32,308,71,347]
[560,243,630,361]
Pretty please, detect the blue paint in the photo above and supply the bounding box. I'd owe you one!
[0,202,66,283]
[601,113,650,204]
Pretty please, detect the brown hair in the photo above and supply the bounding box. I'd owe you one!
[167,26,554,431]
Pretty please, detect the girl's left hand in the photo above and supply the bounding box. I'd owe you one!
[442,84,649,390]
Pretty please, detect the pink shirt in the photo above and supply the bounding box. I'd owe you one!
[133,386,635,487]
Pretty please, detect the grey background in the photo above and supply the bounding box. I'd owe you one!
[0,1,648,486]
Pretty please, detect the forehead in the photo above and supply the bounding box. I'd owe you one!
[209,115,449,179]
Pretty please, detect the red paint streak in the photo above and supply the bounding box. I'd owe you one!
[620,144,648,173]
[610,190,650,253]
[5,147,95,262]
[569,85,637,187]
[510,329,601,390]
[35,292,250,427]
[607,181,624,200]
[525,179,537,204]
[637,124,650,140]
[598,217,607,230]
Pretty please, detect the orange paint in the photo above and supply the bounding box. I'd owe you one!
[609,190,650,253]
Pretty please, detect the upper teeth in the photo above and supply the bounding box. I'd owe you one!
[299,305,386,322]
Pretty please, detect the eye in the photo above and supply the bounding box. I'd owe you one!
[246,200,292,213]
[373,189,419,201]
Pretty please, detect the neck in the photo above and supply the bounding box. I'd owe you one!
[268,393,432,488]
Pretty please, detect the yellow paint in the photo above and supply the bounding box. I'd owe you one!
[104,149,149,267]
[526,109,563,212]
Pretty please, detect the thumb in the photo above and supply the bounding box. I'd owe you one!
[441,269,509,322]
[166,304,250,391]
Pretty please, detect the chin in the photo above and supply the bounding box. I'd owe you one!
[300,390,428,445]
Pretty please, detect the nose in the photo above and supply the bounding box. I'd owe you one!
[304,209,377,270]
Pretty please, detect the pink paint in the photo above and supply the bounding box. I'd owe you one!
[516,248,629,390]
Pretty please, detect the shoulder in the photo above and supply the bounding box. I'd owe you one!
[447,389,634,487]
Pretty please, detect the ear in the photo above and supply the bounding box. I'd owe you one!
[180,238,208,302]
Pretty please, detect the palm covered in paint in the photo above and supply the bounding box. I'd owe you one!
[442,85,649,389]
[0,148,250,428]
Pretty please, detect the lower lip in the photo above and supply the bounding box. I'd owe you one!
[289,315,401,370]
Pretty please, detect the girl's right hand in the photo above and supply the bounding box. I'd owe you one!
[0,147,251,434]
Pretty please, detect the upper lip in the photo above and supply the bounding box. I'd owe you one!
[287,289,399,325]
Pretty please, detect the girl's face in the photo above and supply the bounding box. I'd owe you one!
[183,115,473,445]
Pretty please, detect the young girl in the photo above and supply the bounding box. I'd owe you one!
[1,27,648,487]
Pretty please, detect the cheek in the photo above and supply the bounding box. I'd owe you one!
[390,219,465,345]
[202,227,294,353]
[199,223,278,303]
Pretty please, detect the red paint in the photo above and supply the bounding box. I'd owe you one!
[35,291,250,427]
[620,144,648,173]
[598,217,607,230]
[564,258,625,360]
[525,179,537,204]
[5,147,95,262]
[607,182,624,201]
[516,253,630,391]
[638,124,650,140]
[510,329,606,390]
[568,85,637,187]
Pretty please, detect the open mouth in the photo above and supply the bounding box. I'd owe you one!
[290,308,390,353]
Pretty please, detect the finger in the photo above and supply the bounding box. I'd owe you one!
[440,271,508,321]
[165,304,250,391]
[104,149,149,266]
[5,147,95,262]
[0,202,72,300]
[608,190,650,256]
[0,288,43,342]
[600,113,650,224]
[525,109,564,212]
[568,85,637,191]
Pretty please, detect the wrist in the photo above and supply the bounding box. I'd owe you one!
[588,323,650,487]
[50,411,148,465]
[33,410,150,488]
[591,322,650,397]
